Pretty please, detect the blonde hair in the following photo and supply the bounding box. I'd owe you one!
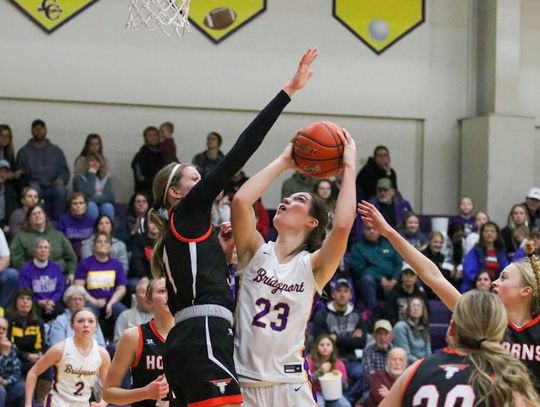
[145,278,164,302]
[453,290,540,406]
[149,163,194,279]
[513,240,540,317]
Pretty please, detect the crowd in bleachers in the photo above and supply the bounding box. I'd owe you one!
[0,119,539,406]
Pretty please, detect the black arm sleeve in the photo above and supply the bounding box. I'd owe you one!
[173,91,291,238]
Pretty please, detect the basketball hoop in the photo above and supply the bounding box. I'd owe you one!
[126,0,191,38]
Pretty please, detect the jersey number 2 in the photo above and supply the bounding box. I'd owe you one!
[252,298,290,332]
[73,381,85,396]
[413,384,475,406]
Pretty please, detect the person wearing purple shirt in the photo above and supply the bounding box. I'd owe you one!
[56,192,94,258]
[18,237,65,321]
[74,232,127,341]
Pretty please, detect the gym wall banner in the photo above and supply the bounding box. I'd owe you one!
[333,0,425,55]
[10,0,99,34]
[189,0,266,44]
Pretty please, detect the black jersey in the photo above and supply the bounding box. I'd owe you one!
[402,349,489,407]
[163,90,291,314]
[131,320,167,407]
[503,313,540,394]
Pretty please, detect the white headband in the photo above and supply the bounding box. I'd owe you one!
[163,163,182,206]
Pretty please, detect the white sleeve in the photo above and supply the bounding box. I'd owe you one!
[0,229,10,257]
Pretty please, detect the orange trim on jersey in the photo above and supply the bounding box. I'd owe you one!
[169,213,213,243]
[507,312,540,332]
[442,347,459,355]
[149,320,166,343]
[133,325,144,368]
[400,359,425,401]
[188,394,243,407]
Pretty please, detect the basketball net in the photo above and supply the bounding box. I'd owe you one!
[126,0,191,37]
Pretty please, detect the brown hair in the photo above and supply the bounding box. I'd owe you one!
[70,307,97,325]
[286,193,328,256]
[453,290,540,406]
[23,203,49,231]
[310,334,338,371]
[150,163,195,278]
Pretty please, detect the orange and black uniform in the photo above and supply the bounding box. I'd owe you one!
[131,320,169,407]
[402,348,489,406]
[162,90,291,407]
[503,314,540,394]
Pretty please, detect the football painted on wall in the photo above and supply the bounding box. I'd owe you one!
[189,0,266,44]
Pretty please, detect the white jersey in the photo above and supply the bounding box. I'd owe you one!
[234,242,321,383]
[50,337,102,403]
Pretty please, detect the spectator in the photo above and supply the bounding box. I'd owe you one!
[362,319,394,375]
[211,191,231,228]
[501,204,529,259]
[8,186,39,238]
[524,187,540,230]
[420,231,449,298]
[513,228,540,260]
[462,221,508,292]
[225,168,249,199]
[280,170,317,201]
[366,347,407,407]
[385,265,429,325]
[6,288,46,375]
[18,238,65,321]
[129,217,159,292]
[0,160,18,234]
[463,211,490,254]
[0,229,18,309]
[191,131,224,178]
[392,297,431,364]
[80,214,129,273]
[0,124,24,192]
[442,222,466,288]
[398,212,426,249]
[74,232,127,340]
[158,121,178,165]
[355,146,397,202]
[331,171,344,200]
[73,152,115,220]
[15,119,69,220]
[350,222,402,313]
[474,270,493,291]
[0,317,24,407]
[312,279,367,402]
[113,277,153,343]
[448,196,475,237]
[368,178,412,229]
[131,126,163,196]
[56,192,95,258]
[115,191,150,249]
[73,133,110,177]
[315,179,336,234]
[10,204,77,277]
[307,334,351,407]
[47,285,105,347]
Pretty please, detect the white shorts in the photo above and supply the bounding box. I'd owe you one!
[240,382,317,407]
[44,392,89,407]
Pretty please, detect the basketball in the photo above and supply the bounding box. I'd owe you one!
[292,121,344,178]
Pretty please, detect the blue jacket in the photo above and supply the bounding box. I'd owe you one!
[461,245,509,292]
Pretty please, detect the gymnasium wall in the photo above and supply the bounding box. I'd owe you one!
[0,0,538,215]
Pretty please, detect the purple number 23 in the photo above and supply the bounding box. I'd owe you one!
[252,298,290,332]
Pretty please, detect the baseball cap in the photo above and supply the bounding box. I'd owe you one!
[401,263,416,275]
[527,187,540,201]
[0,160,10,170]
[373,319,393,333]
[332,278,352,290]
[376,178,392,190]
[31,119,45,128]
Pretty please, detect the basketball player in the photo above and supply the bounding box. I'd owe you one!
[231,130,356,406]
[358,200,540,393]
[24,308,110,407]
[103,278,174,407]
[380,290,539,406]
[148,48,319,407]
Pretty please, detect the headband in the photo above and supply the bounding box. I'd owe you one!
[163,163,182,206]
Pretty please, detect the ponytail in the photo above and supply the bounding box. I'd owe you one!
[149,208,167,279]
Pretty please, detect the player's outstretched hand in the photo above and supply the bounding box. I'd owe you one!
[357,200,393,238]
[145,375,169,401]
[283,48,319,97]
[337,128,356,169]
